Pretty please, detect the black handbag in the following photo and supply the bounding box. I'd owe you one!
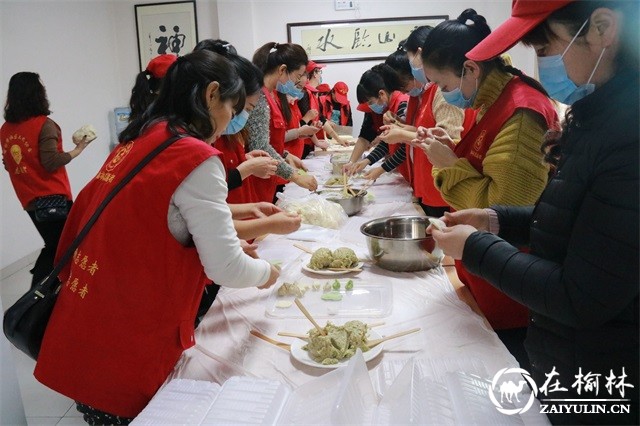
[3,134,185,360]
[33,194,70,222]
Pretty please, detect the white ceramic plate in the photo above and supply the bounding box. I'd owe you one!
[290,330,383,369]
[302,262,364,276]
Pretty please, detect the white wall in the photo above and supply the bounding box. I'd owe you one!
[216,0,536,136]
[1,0,535,270]
[0,0,220,270]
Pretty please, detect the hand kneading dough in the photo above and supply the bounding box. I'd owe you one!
[72,125,98,144]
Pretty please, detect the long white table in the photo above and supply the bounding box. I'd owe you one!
[168,152,520,387]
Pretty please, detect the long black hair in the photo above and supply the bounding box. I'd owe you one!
[356,63,403,104]
[404,25,433,55]
[4,72,51,123]
[252,42,308,75]
[194,39,264,96]
[385,42,412,88]
[523,1,639,169]
[119,50,245,143]
[422,9,548,97]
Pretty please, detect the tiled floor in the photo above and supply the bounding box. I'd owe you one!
[1,261,86,426]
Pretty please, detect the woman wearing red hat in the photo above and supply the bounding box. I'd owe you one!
[298,60,331,157]
[128,54,177,122]
[248,42,318,203]
[412,8,558,371]
[430,1,638,423]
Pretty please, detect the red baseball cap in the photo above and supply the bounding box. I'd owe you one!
[306,60,326,74]
[316,83,331,93]
[146,54,178,79]
[356,102,372,113]
[332,81,349,105]
[466,0,575,61]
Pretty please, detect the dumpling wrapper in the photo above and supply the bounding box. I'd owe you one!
[428,217,446,231]
[72,124,97,144]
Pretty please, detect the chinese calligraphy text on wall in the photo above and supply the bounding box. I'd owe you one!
[288,16,448,63]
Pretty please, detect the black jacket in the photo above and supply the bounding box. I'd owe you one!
[463,68,639,424]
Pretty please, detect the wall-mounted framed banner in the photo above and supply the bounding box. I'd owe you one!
[287,16,448,63]
[135,1,198,71]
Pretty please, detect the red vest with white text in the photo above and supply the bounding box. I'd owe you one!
[1,116,72,207]
[35,122,219,417]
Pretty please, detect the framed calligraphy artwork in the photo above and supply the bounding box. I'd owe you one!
[287,16,448,63]
[135,1,198,71]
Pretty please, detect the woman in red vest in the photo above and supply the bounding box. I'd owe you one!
[416,9,558,370]
[1,72,91,288]
[379,29,475,217]
[34,50,281,423]
[247,42,318,203]
[319,81,353,145]
[345,65,409,174]
[299,60,330,157]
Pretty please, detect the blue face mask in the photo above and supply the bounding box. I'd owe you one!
[369,101,387,114]
[411,65,429,86]
[276,76,304,99]
[537,20,605,105]
[442,68,477,109]
[408,85,424,98]
[221,110,250,135]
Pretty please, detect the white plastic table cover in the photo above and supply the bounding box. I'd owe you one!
[168,153,521,393]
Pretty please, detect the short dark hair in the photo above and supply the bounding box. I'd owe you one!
[356,63,403,104]
[3,72,51,123]
[119,50,245,143]
[252,42,308,75]
[194,39,264,97]
[404,25,433,54]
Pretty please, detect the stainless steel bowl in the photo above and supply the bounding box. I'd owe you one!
[360,216,442,271]
[318,190,367,216]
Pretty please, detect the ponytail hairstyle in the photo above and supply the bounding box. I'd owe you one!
[128,71,160,122]
[422,9,548,97]
[194,39,264,97]
[523,0,639,170]
[4,72,50,122]
[385,41,412,88]
[356,63,403,104]
[404,25,433,55]
[277,92,292,122]
[252,42,308,75]
[119,50,245,143]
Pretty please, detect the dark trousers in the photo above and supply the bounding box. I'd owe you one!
[495,327,531,372]
[419,200,450,218]
[27,211,68,289]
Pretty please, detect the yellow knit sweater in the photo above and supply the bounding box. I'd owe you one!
[433,68,549,210]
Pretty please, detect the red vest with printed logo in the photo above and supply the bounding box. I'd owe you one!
[1,116,72,207]
[34,122,219,418]
[253,88,287,202]
[321,95,351,126]
[453,77,557,330]
[213,134,259,204]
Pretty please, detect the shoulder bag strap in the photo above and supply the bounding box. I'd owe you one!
[44,133,186,289]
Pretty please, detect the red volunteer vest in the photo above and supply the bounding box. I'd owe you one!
[302,84,321,146]
[35,123,219,417]
[1,116,72,207]
[253,87,287,202]
[213,134,259,204]
[453,77,558,330]
[411,86,477,206]
[282,98,305,159]
[321,95,351,126]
